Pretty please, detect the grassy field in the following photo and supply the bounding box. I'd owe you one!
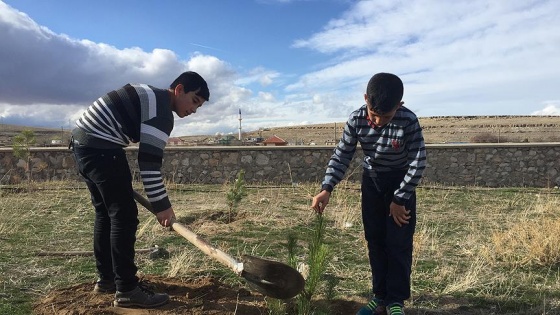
[1,181,560,314]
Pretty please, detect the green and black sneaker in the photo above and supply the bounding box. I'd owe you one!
[386,303,405,315]
[356,297,386,315]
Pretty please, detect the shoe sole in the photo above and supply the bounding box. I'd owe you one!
[93,286,116,294]
[93,289,116,294]
[93,290,117,294]
[113,298,169,308]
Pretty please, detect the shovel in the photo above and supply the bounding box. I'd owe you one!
[132,190,305,299]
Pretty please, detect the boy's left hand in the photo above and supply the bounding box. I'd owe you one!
[389,202,411,227]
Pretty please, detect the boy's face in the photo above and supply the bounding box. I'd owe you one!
[364,94,403,127]
[173,85,206,118]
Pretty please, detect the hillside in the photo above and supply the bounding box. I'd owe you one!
[0,124,71,147]
[1,115,560,147]
[181,115,560,145]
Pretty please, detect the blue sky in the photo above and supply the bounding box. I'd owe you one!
[1,0,559,137]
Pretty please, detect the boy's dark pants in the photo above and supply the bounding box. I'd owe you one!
[72,146,139,292]
[361,170,416,306]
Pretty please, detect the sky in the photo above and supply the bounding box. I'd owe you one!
[1,0,559,137]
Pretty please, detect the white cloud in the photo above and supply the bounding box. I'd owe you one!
[1,0,560,137]
[0,2,294,136]
[291,0,560,118]
[236,67,281,87]
[0,4,186,105]
[258,92,275,102]
[531,101,560,115]
[312,94,321,104]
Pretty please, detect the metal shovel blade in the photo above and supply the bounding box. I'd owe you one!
[241,255,305,299]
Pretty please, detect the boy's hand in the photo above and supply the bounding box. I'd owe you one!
[389,202,411,227]
[311,190,331,214]
[156,207,176,227]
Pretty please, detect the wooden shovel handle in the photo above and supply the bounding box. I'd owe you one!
[132,190,243,274]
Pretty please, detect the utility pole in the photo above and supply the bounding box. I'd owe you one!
[238,108,242,141]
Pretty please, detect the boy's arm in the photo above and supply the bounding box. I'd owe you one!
[138,117,173,213]
[393,119,427,205]
[321,115,359,193]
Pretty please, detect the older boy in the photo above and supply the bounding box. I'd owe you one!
[312,73,426,315]
[70,71,209,308]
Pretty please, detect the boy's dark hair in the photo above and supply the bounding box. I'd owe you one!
[170,71,210,101]
[366,73,403,114]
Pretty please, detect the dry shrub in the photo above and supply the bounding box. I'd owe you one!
[441,256,490,295]
[485,193,560,267]
[167,249,198,277]
[470,133,502,143]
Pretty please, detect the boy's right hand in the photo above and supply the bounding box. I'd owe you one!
[156,207,176,227]
[311,190,331,214]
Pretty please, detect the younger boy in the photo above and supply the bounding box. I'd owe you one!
[311,73,426,315]
[70,71,209,308]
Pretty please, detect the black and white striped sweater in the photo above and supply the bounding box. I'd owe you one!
[321,104,427,205]
[73,84,173,212]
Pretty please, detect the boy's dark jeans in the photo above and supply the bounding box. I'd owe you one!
[361,170,416,306]
[72,145,139,292]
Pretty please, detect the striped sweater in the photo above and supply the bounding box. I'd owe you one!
[73,84,174,212]
[321,104,426,205]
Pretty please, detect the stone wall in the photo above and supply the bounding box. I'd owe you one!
[1,143,559,187]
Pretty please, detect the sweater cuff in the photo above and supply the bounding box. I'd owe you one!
[392,195,406,206]
[151,197,172,213]
[321,184,334,193]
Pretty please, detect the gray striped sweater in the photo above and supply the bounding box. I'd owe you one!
[321,104,426,205]
[73,84,173,212]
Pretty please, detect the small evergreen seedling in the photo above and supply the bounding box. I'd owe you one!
[297,213,329,314]
[271,214,332,314]
[12,129,36,185]
[226,169,247,222]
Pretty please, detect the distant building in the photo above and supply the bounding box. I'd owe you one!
[216,135,242,146]
[167,137,184,146]
[262,135,288,146]
[245,137,264,144]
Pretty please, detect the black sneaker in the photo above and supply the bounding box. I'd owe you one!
[113,282,169,308]
[93,279,116,294]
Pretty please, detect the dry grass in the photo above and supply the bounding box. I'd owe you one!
[485,193,560,267]
[1,181,560,314]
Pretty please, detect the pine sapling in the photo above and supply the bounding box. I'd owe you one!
[226,169,247,222]
[12,129,36,186]
[297,213,330,314]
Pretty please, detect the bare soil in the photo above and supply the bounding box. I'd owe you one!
[32,275,369,315]
[32,275,501,315]
[32,280,488,315]
[33,275,267,315]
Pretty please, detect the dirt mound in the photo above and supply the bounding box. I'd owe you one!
[33,275,268,315]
